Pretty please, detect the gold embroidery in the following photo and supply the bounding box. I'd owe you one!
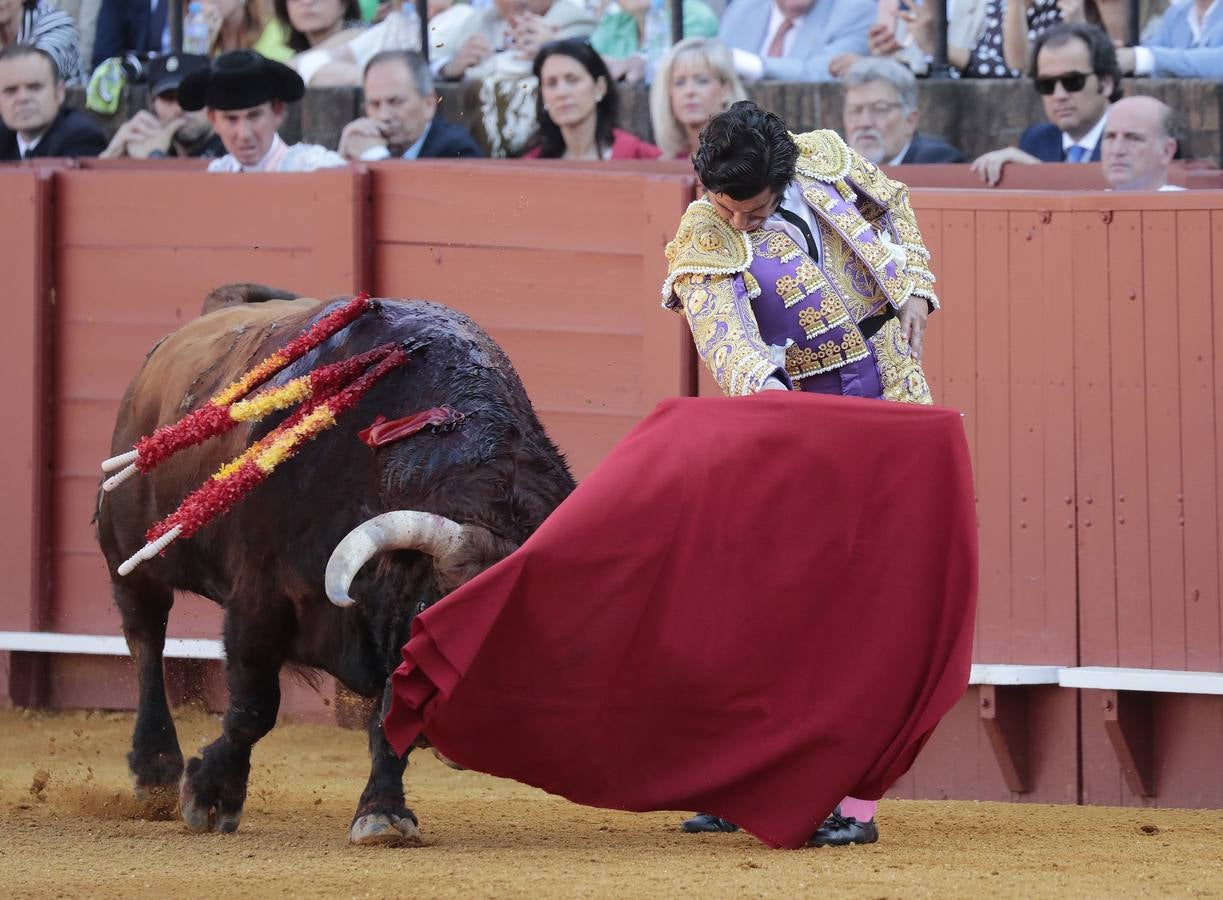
[797,295,851,338]
[672,271,778,396]
[662,200,751,308]
[776,275,806,306]
[791,130,852,183]
[795,260,821,291]
[869,318,932,404]
[785,328,869,379]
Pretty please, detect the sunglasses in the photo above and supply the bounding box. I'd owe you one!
[1034,71,1094,95]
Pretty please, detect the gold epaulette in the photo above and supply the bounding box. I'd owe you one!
[661,200,752,309]
[792,130,854,184]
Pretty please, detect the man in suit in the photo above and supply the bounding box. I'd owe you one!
[1115,0,1223,80]
[339,49,484,161]
[1102,96,1184,192]
[0,44,105,158]
[717,0,875,82]
[842,58,963,165]
[971,23,1119,186]
[91,0,166,70]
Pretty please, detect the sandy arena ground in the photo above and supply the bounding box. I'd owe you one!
[0,707,1220,899]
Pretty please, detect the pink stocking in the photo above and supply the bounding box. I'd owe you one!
[838,796,877,822]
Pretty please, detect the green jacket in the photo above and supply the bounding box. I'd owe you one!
[590,1,719,58]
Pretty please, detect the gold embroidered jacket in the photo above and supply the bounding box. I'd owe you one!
[662,130,939,396]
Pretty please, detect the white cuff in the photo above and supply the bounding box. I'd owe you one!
[731,48,765,82]
[1132,45,1155,77]
[359,145,393,161]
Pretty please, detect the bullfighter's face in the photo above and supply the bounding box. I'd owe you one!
[207,100,286,167]
[704,185,781,233]
[362,58,437,156]
[0,53,65,139]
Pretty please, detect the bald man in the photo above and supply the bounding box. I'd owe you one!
[1101,96,1183,192]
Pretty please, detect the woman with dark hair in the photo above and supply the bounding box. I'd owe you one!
[274,0,362,54]
[522,38,660,160]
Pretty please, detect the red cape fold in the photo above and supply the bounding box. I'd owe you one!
[383,393,977,849]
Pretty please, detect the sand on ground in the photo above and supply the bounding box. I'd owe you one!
[0,707,1220,899]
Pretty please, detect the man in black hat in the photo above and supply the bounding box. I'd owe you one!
[99,52,225,160]
[178,49,346,173]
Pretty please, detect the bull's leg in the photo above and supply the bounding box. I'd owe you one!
[348,684,422,847]
[114,578,183,817]
[179,639,285,834]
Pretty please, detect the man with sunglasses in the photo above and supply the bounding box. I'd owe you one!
[971,23,1121,187]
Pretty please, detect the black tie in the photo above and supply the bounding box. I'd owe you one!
[776,207,819,262]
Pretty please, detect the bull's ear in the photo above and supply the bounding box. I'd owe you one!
[201,284,303,316]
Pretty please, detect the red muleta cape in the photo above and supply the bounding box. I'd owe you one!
[383,392,977,849]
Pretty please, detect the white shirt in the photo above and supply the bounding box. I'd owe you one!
[764,180,824,261]
[16,132,43,158]
[888,141,913,166]
[1061,110,1109,159]
[207,134,348,172]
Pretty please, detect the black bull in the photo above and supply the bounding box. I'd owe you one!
[95,285,575,844]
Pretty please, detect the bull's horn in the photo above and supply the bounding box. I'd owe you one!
[326,511,467,607]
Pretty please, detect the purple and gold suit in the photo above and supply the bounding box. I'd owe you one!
[663,130,938,403]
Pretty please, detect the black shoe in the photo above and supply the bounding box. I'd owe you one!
[680,812,739,833]
[806,809,879,847]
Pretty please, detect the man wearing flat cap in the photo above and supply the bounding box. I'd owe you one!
[179,49,346,173]
[100,53,225,160]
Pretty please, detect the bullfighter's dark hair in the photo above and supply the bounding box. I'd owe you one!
[274,0,362,54]
[524,39,617,160]
[1029,22,1123,104]
[694,101,798,201]
[0,43,60,81]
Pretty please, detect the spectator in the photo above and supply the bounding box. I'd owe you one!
[717,0,875,82]
[99,52,225,159]
[0,44,104,157]
[272,0,364,66]
[592,0,719,83]
[0,0,83,82]
[338,49,483,160]
[649,36,746,159]
[432,0,595,82]
[971,22,1119,185]
[842,57,962,164]
[202,0,285,60]
[1115,0,1223,79]
[91,0,167,69]
[178,48,347,171]
[55,0,101,73]
[867,0,1096,79]
[1101,95,1184,191]
[522,37,660,159]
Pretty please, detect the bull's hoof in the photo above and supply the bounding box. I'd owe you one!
[349,812,423,847]
[179,761,244,834]
[129,750,184,819]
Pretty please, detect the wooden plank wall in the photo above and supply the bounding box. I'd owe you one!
[43,169,369,718]
[370,161,697,479]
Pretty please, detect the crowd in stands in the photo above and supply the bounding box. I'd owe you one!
[0,0,1218,189]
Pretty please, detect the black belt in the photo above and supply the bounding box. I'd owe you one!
[859,307,896,340]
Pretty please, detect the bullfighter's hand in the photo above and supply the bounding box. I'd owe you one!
[339,117,388,160]
[969,146,1040,186]
[898,295,928,362]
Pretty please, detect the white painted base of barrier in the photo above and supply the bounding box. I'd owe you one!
[0,631,224,660]
[969,664,1061,685]
[1058,666,1223,695]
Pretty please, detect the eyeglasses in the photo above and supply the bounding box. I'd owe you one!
[1033,71,1094,95]
[844,101,904,119]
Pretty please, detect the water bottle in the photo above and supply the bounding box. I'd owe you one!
[642,0,670,85]
[183,2,212,56]
[386,1,422,53]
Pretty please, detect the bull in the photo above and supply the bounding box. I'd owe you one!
[95,284,574,844]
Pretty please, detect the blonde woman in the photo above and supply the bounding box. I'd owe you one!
[648,37,746,160]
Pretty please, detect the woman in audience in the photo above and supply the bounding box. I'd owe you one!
[194,0,288,61]
[649,37,745,159]
[591,0,719,83]
[273,0,363,54]
[0,0,82,82]
[523,38,660,159]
